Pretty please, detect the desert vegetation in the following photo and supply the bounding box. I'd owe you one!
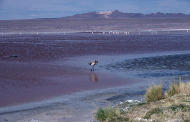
[95,81,190,121]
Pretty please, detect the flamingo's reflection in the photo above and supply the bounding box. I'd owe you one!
[89,72,98,82]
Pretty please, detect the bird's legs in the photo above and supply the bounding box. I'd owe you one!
[91,66,95,72]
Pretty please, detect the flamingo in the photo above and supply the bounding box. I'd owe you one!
[88,60,98,71]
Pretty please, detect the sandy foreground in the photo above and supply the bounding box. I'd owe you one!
[1,34,190,121]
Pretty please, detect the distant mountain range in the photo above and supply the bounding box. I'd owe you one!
[67,10,190,19]
[1,10,190,33]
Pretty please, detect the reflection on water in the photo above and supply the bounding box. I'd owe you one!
[89,72,98,82]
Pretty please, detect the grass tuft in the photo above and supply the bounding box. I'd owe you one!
[95,108,107,122]
[166,82,190,97]
[145,84,163,102]
[167,82,180,97]
[95,107,128,122]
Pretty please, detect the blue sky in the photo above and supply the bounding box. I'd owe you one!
[0,0,190,20]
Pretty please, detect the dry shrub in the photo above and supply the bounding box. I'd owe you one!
[145,84,163,102]
[167,82,190,97]
[180,82,190,94]
[167,82,180,97]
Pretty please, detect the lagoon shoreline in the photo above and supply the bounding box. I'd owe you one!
[1,34,190,121]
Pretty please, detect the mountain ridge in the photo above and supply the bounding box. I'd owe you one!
[66,10,190,19]
[1,10,190,33]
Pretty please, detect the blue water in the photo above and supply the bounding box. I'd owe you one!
[103,53,190,79]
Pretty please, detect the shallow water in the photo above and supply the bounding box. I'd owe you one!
[2,51,190,122]
[105,53,190,80]
[106,53,190,71]
[61,51,190,97]
[63,50,190,80]
[0,82,146,122]
[2,37,190,121]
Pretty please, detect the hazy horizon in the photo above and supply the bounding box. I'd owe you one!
[0,0,190,20]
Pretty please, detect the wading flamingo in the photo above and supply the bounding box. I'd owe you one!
[88,60,98,71]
